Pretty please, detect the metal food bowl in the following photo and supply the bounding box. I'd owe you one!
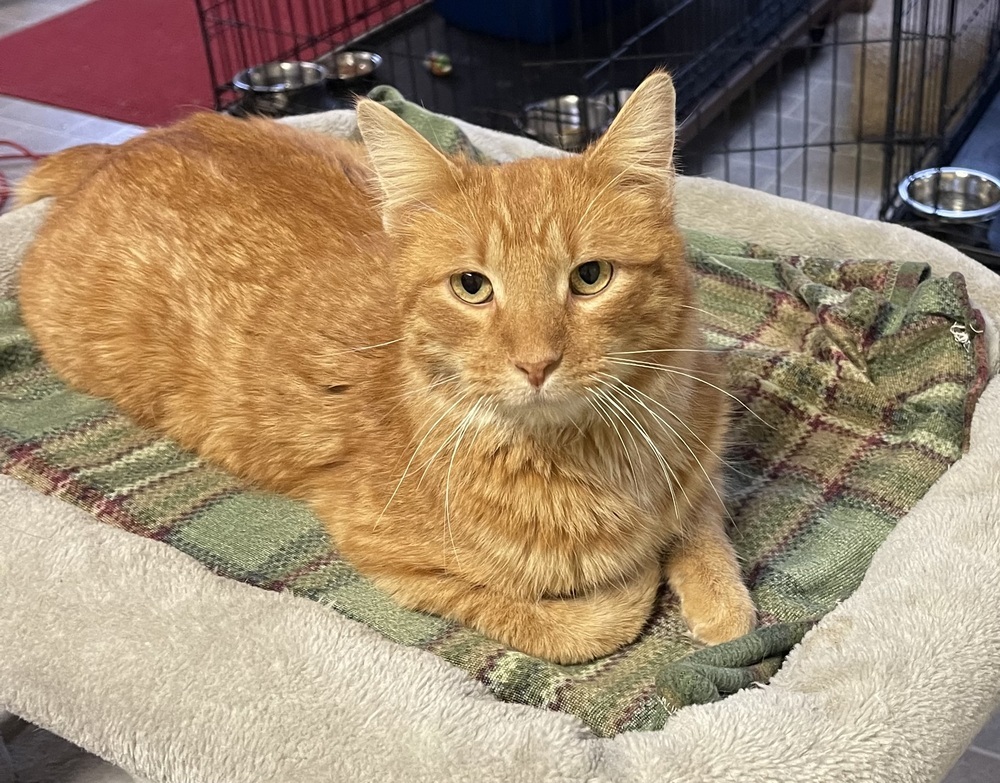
[326,50,382,82]
[521,90,633,151]
[233,61,329,114]
[233,60,328,94]
[898,167,1000,223]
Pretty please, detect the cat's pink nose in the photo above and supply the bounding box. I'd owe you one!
[513,354,562,389]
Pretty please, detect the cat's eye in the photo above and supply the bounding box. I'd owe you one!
[450,272,494,304]
[569,260,613,296]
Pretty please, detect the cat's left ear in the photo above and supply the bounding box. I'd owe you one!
[584,71,677,205]
[356,99,462,233]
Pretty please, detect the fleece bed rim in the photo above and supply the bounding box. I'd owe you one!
[0,109,998,783]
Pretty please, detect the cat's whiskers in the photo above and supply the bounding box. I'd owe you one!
[598,372,733,524]
[378,378,462,475]
[567,410,587,438]
[586,389,640,497]
[594,379,687,518]
[466,399,497,454]
[603,366,766,530]
[374,390,470,530]
[676,304,751,337]
[328,337,404,356]
[608,357,773,428]
[379,374,460,422]
[679,303,727,321]
[600,367,754,478]
[574,186,634,238]
[608,348,726,356]
[443,396,488,566]
[587,388,640,496]
[416,398,481,485]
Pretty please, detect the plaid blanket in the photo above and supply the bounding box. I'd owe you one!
[0,93,988,737]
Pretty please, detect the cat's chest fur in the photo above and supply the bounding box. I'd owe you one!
[455,442,672,597]
[329,416,681,599]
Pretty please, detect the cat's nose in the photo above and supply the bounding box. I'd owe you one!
[513,354,562,389]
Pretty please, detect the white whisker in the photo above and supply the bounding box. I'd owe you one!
[608,348,726,356]
[423,135,480,233]
[328,337,404,356]
[598,381,686,507]
[387,374,459,401]
[374,391,469,530]
[467,399,495,446]
[678,304,723,320]
[595,381,685,517]
[599,372,733,524]
[443,397,484,566]
[379,374,460,422]
[600,369,752,475]
[608,358,773,428]
[416,400,478,485]
[587,390,640,496]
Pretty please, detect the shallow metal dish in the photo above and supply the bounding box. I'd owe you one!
[326,50,382,82]
[521,90,633,151]
[233,61,329,115]
[898,167,1000,223]
[233,60,328,93]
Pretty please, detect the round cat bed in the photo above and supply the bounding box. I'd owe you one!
[0,110,998,783]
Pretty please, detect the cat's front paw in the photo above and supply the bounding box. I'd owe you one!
[683,581,757,645]
[514,611,646,664]
[504,567,661,664]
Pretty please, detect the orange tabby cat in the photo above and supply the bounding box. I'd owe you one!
[17,72,755,663]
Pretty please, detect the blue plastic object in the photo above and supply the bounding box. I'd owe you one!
[434,0,624,44]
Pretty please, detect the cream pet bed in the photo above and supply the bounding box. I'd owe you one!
[1,110,999,783]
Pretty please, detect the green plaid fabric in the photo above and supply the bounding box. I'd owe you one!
[0,95,988,737]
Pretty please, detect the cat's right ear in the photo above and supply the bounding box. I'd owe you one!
[356,100,462,233]
[584,71,677,207]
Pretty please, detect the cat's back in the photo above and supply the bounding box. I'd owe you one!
[21,112,381,283]
[18,113,395,491]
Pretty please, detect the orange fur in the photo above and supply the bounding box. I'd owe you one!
[17,74,755,663]
[16,143,115,206]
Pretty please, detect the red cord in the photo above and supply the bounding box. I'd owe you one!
[0,141,45,213]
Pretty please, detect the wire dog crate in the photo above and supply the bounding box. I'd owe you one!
[195,0,426,110]
[195,0,1000,254]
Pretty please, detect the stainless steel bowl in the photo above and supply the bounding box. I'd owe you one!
[521,90,633,151]
[326,50,382,82]
[233,60,328,93]
[233,60,329,115]
[898,167,1000,223]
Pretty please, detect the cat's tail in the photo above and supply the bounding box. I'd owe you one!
[16,144,114,206]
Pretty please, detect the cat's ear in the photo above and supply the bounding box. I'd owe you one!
[356,99,462,233]
[585,71,677,204]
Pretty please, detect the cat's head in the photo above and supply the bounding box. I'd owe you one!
[357,72,695,428]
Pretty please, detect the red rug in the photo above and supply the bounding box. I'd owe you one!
[0,0,214,127]
[0,0,425,129]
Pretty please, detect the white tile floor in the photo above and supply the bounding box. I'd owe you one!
[0,2,997,781]
[0,0,87,34]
